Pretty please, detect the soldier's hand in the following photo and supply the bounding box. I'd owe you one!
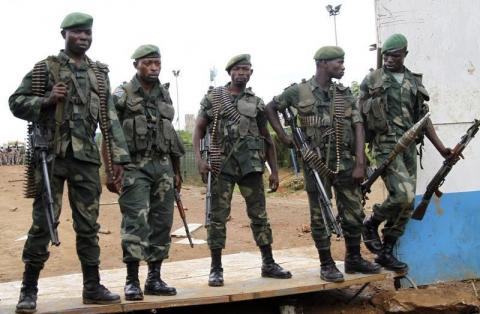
[280,135,295,148]
[440,147,454,159]
[351,164,365,184]
[269,172,279,192]
[198,159,211,179]
[43,83,68,108]
[106,165,123,194]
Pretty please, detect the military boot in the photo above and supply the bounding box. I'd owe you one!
[375,236,408,272]
[362,213,383,254]
[16,263,42,314]
[144,261,177,296]
[259,245,292,279]
[208,248,224,287]
[317,244,344,283]
[124,261,143,301]
[344,237,381,274]
[82,264,121,304]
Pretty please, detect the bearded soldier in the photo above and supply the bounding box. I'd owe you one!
[266,47,380,282]
[9,12,130,313]
[193,54,291,287]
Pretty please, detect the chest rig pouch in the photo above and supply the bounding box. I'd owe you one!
[236,97,259,137]
[156,99,176,154]
[361,70,390,135]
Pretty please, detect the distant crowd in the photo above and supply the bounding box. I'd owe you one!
[0,145,25,166]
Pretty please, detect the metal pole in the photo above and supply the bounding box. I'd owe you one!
[172,70,180,129]
[333,14,338,46]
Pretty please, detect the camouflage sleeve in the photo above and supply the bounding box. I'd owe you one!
[273,84,298,112]
[347,88,363,124]
[9,70,45,122]
[256,98,267,128]
[170,130,186,158]
[197,94,213,122]
[111,84,127,122]
[105,78,131,164]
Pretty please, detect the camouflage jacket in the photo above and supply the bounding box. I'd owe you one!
[198,84,266,176]
[275,77,361,167]
[113,75,185,161]
[358,67,429,143]
[9,50,130,165]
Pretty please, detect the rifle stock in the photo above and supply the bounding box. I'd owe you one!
[174,190,194,248]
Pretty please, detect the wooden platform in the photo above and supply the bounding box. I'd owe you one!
[0,246,391,314]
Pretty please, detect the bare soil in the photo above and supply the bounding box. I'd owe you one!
[0,166,478,313]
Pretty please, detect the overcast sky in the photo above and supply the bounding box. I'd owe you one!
[0,0,376,144]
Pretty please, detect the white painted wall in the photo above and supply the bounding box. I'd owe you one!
[375,0,480,194]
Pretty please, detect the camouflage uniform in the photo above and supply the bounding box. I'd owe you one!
[198,83,273,250]
[359,67,429,238]
[113,75,185,263]
[274,77,365,245]
[9,50,130,268]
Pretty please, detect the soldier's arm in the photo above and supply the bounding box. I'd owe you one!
[425,122,451,158]
[351,89,366,182]
[193,96,212,175]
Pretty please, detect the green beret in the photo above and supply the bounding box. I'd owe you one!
[225,54,251,72]
[382,33,408,54]
[131,44,160,60]
[314,46,345,60]
[60,12,93,30]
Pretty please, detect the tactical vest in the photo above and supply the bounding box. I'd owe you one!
[206,87,265,175]
[120,81,176,159]
[37,55,107,163]
[295,80,355,156]
[361,68,429,137]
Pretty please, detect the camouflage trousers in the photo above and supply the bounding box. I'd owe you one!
[119,155,174,263]
[207,171,273,250]
[23,151,101,268]
[304,158,365,246]
[373,140,417,238]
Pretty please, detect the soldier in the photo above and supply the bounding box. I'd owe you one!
[265,47,381,282]
[109,44,184,300]
[9,12,130,313]
[193,54,292,287]
[359,34,450,271]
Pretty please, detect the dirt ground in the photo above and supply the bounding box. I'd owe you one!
[0,165,478,313]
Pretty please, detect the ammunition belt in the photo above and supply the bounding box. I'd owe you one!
[301,146,335,178]
[209,87,231,175]
[298,116,336,138]
[24,60,49,198]
[89,60,115,180]
[330,84,346,175]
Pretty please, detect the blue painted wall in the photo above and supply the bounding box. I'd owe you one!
[397,190,480,285]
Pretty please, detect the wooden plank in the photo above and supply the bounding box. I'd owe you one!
[0,246,390,314]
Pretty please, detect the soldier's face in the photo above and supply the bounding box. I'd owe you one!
[63,28,92,55]
[325,58,345,79]
[135,57,161,83]
[230,64,252,86]
[383,49,407,72]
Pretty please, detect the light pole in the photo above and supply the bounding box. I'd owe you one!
[326,4,342,46]
[172,69,180,129]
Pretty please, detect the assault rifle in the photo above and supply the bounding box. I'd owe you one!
[282,108,342,237]
[174,190,194,248]
[412,119,480,220]
[361,113,431,204]
[29,123,60,246]
[200,131,212,227]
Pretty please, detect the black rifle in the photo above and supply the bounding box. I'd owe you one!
[200,131,212,227]
[174,190,194,248]
[282,108,342,237]
[412,119,480,220]
[361,113,431,203]
[29,123,60,246]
